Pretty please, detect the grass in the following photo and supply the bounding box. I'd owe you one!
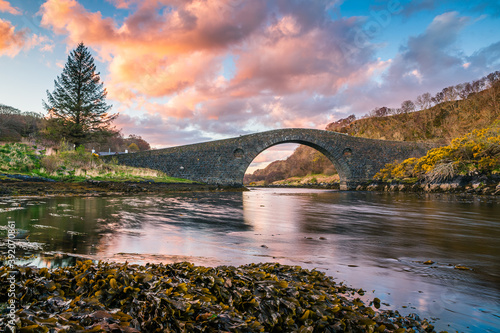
[0,142,40,172]
[0,143,195,183]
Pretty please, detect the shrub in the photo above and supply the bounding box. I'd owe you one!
[374,122,500,182]
[40,154,63,173]
[128,143,140,152]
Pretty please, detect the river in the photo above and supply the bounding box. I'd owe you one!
[1,188,499,332]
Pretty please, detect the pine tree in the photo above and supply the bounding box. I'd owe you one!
[43,42,117,146]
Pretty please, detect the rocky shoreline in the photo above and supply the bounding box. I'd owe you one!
[252,175,500,195]
[357,175,500,195]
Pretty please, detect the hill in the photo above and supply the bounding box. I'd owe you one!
[331,79,499,142]
[244,145,335,184]
[245,71,500,184]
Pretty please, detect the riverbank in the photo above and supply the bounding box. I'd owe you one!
[0,143,203,187]
[0,177,243,197]
[248,174,340,187]
[2,173,499,197]
[247,175,500,195]
[0,260,436,332]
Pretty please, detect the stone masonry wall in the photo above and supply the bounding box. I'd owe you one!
[107,129,434,189]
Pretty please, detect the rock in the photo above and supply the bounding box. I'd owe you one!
[425,184,440,192]
[411,183,422,191]
[440,184,451,191]
[454,265,472,271]
[0,173,55,182]
[0,185,13,195]
[482,186,495,195]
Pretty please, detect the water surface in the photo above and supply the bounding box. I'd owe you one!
[1,188,499,332]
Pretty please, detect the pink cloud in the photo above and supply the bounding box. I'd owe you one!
[0,0,21,15]
[0,19,33,57]
[40,0,267,55]
[0,2,50,57]
[40,0,117,43]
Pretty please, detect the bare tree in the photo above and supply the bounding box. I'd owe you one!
[484,71,500,120]
[459,82,473,100]
[415,92,432,110]
[471,79,485,94]
[442,86,458,102]
[369,106,392,117]
[400,100,416,114]
[432,91,444,105]
[486,71,500,88]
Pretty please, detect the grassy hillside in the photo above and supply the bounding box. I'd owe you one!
[245,72,500,184]
[336,85,499,142]
[0,143,193,183]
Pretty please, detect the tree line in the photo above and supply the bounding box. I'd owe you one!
[366,71,500,118]
[0,105,150,153]
[327,70,500,142]
[0,104,43,141]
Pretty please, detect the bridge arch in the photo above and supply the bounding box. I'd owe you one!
[238,137,352,184]
[110,128,432,189]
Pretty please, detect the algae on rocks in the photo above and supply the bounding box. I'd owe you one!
[0,261,436,332]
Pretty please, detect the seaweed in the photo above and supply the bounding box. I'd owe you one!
[0,261,435,332]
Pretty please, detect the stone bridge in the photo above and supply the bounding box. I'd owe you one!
[109,128,432,189]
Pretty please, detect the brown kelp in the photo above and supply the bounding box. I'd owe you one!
[0,261,436,332]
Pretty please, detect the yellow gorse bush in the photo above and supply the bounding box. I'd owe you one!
[374,122,500,181]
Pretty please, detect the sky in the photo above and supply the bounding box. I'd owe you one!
[1,0,499,172]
